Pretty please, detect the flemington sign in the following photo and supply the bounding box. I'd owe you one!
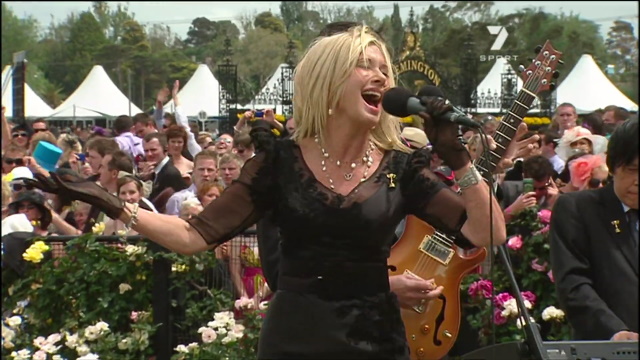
[393,30,443,88]
[394,59,442,87]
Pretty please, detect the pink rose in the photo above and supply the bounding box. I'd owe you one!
[538,209,552,224]
[130,311,139,323]
[521,291,537,306]
[468,279,494,299]
[547,270,554,283]
[493,308,507,325]
[507,235,523,251]
[531,258,548,272]
[493,292,514,307]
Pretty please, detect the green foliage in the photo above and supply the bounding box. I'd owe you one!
[1,2,636,118]
[1,234,240,359]
[1,3,40,67]
[460,207,572,345]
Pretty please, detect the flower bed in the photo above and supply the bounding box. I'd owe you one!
[461,208,571,344]
[1,234,263,360]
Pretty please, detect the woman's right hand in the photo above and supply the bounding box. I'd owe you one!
[389,273,443,310]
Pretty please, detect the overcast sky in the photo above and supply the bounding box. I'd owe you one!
[5,1,639,38]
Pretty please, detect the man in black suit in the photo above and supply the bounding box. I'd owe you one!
[550,118,638,341]
[142,132,187,204]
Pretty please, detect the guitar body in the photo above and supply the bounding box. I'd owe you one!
[389,215,487,360]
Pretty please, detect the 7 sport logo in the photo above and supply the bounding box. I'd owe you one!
[486,26,509,51]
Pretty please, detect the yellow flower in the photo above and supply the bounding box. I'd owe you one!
[32,241,50,252]
[171,264,189,272]
[92,222,106,235]
[23,241,51,263]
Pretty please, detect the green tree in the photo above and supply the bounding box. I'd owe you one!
[1,3,41,67]
[62,11,108,94]
[255,11,286,33]
[234,28,290,105]
[279,1,323,48]
[605,20,638,101]
[389,4,404,58]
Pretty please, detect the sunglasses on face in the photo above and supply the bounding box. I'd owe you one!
[33,128,48,133]
[4,157,25,166]
[11,183,34,192]
[588,178,608,189]
[534,181,552,192]
[217,138,232,144]
[12,132,28,138]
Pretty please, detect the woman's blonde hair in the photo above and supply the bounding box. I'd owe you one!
[28,131,57,155]
[291,25,408,152]
[57,133,83,164]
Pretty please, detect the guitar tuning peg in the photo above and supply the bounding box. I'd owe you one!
[558,59,564,65]
[518,64,526,72]
[552,71,560,79]
[534,45,543,54]
[549,83,556,91]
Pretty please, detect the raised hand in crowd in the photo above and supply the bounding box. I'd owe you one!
[171,80,181,106]
[262,108,284,133]
[156,86,170,105]
[545,177,560,208]
[234,110,253,134]
[137,161,156,181]
[505,191,537,221]
[22,155,50,177]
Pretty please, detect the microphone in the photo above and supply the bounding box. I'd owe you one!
[382,86,481,128]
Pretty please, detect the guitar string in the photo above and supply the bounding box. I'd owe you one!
[409,58,552,278]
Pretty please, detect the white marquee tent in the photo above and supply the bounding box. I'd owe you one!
[1,65,54,117]
[243,63,290,114]
[475,58,523,113]
[164,64,220,117]
[50,65,142,118]
[556,54,638,113]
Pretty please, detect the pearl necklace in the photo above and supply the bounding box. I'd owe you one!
[314,135,375,189]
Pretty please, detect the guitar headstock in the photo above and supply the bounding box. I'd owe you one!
[518,40,563,94]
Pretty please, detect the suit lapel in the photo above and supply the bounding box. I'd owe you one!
[599,185,638,274]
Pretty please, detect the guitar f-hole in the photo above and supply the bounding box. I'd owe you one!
[432,294,446,346]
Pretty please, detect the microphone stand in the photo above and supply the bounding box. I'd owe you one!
[496,244,548,360]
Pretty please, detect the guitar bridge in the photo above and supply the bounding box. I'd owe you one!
[404,270,427,314]
[418,233,455,266]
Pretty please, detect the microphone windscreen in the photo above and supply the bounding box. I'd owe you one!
[417,85,445,98]
[381,87,414,118]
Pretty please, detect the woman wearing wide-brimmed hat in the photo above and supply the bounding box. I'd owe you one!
[7,190,53,236]
[556,125,608,162]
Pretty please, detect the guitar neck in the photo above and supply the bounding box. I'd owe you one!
[473,88,538,181]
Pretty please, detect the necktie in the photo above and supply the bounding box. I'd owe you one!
[627,209,639,248]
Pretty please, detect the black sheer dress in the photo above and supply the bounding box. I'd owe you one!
[188,132,467,359]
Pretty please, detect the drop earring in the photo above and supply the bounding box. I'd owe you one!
[328,108,333,116]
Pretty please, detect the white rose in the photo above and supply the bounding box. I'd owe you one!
[84,326,100,341]
[32,350,47,360]
[186,342,199,351]
[174,344,189,353]
[64,333,79,349]
[76,343,91,356]
[5,316,22,328]
[2,325,15,342]
[200,327,217,343]
[119,283,132,294]
[118,338,130,350]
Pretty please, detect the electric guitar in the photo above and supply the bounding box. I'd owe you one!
[388,40,563,360]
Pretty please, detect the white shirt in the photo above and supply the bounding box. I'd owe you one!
[153,156,171,180]
[165,184,197,216]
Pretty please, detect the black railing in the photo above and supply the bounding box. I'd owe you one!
[31,231,256,360]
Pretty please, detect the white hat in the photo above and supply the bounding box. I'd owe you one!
[1,213,34,237]
[6,166,34,183]
[556,126,608,162]
[401,127,429,149]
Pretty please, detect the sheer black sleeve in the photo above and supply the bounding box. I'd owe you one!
[400,149,467,236]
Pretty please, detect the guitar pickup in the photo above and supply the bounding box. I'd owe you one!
[418,234,455,266]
